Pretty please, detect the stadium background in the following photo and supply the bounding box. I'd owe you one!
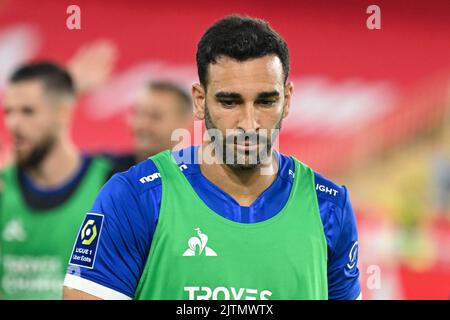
[0,0,449,299]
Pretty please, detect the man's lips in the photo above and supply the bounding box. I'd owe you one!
[234,143,259,151]
[226,135,268,151]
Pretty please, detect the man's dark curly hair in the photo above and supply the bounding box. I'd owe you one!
[196,15,290,88]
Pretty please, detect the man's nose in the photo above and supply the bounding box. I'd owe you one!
[237,103,259,132]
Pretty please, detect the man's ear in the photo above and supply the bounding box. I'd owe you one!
[56,97,75,129]
[282,81,294,119]
[192,83,206,120]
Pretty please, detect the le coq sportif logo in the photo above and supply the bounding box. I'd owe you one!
[183,228,217,257]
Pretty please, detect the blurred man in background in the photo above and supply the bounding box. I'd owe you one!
[0,62,113,299]
[106,81,193,175]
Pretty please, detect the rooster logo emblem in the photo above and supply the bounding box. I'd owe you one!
[183,227,217,256]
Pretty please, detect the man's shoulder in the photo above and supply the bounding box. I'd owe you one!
[279,152,348,209]
[313,171,347,209]
[109,158,163,196]
[105,147,195,196]
[0,164,16,191]
[0,163,16,175]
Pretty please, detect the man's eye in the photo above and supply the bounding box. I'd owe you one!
[258,100,275,107]
[219,100,237,108]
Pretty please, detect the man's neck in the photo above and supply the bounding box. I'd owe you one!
[25,140,81,189]
[198,145,279,207]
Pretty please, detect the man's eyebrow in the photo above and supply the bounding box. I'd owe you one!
[256,91,280,99]
[215,92,243,100]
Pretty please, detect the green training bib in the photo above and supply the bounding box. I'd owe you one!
[134,150,328,300]
[0,157,111,299]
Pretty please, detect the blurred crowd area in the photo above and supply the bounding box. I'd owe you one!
[0,0,449,299]
[336,102,450,299]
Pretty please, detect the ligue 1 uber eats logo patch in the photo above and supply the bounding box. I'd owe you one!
[81,219,98,245]
[69,213,104,269]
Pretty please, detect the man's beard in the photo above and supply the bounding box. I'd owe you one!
[204,104,282,171]
[16,134,56,170]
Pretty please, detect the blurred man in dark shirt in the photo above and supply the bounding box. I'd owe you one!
[107,81,193,175]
